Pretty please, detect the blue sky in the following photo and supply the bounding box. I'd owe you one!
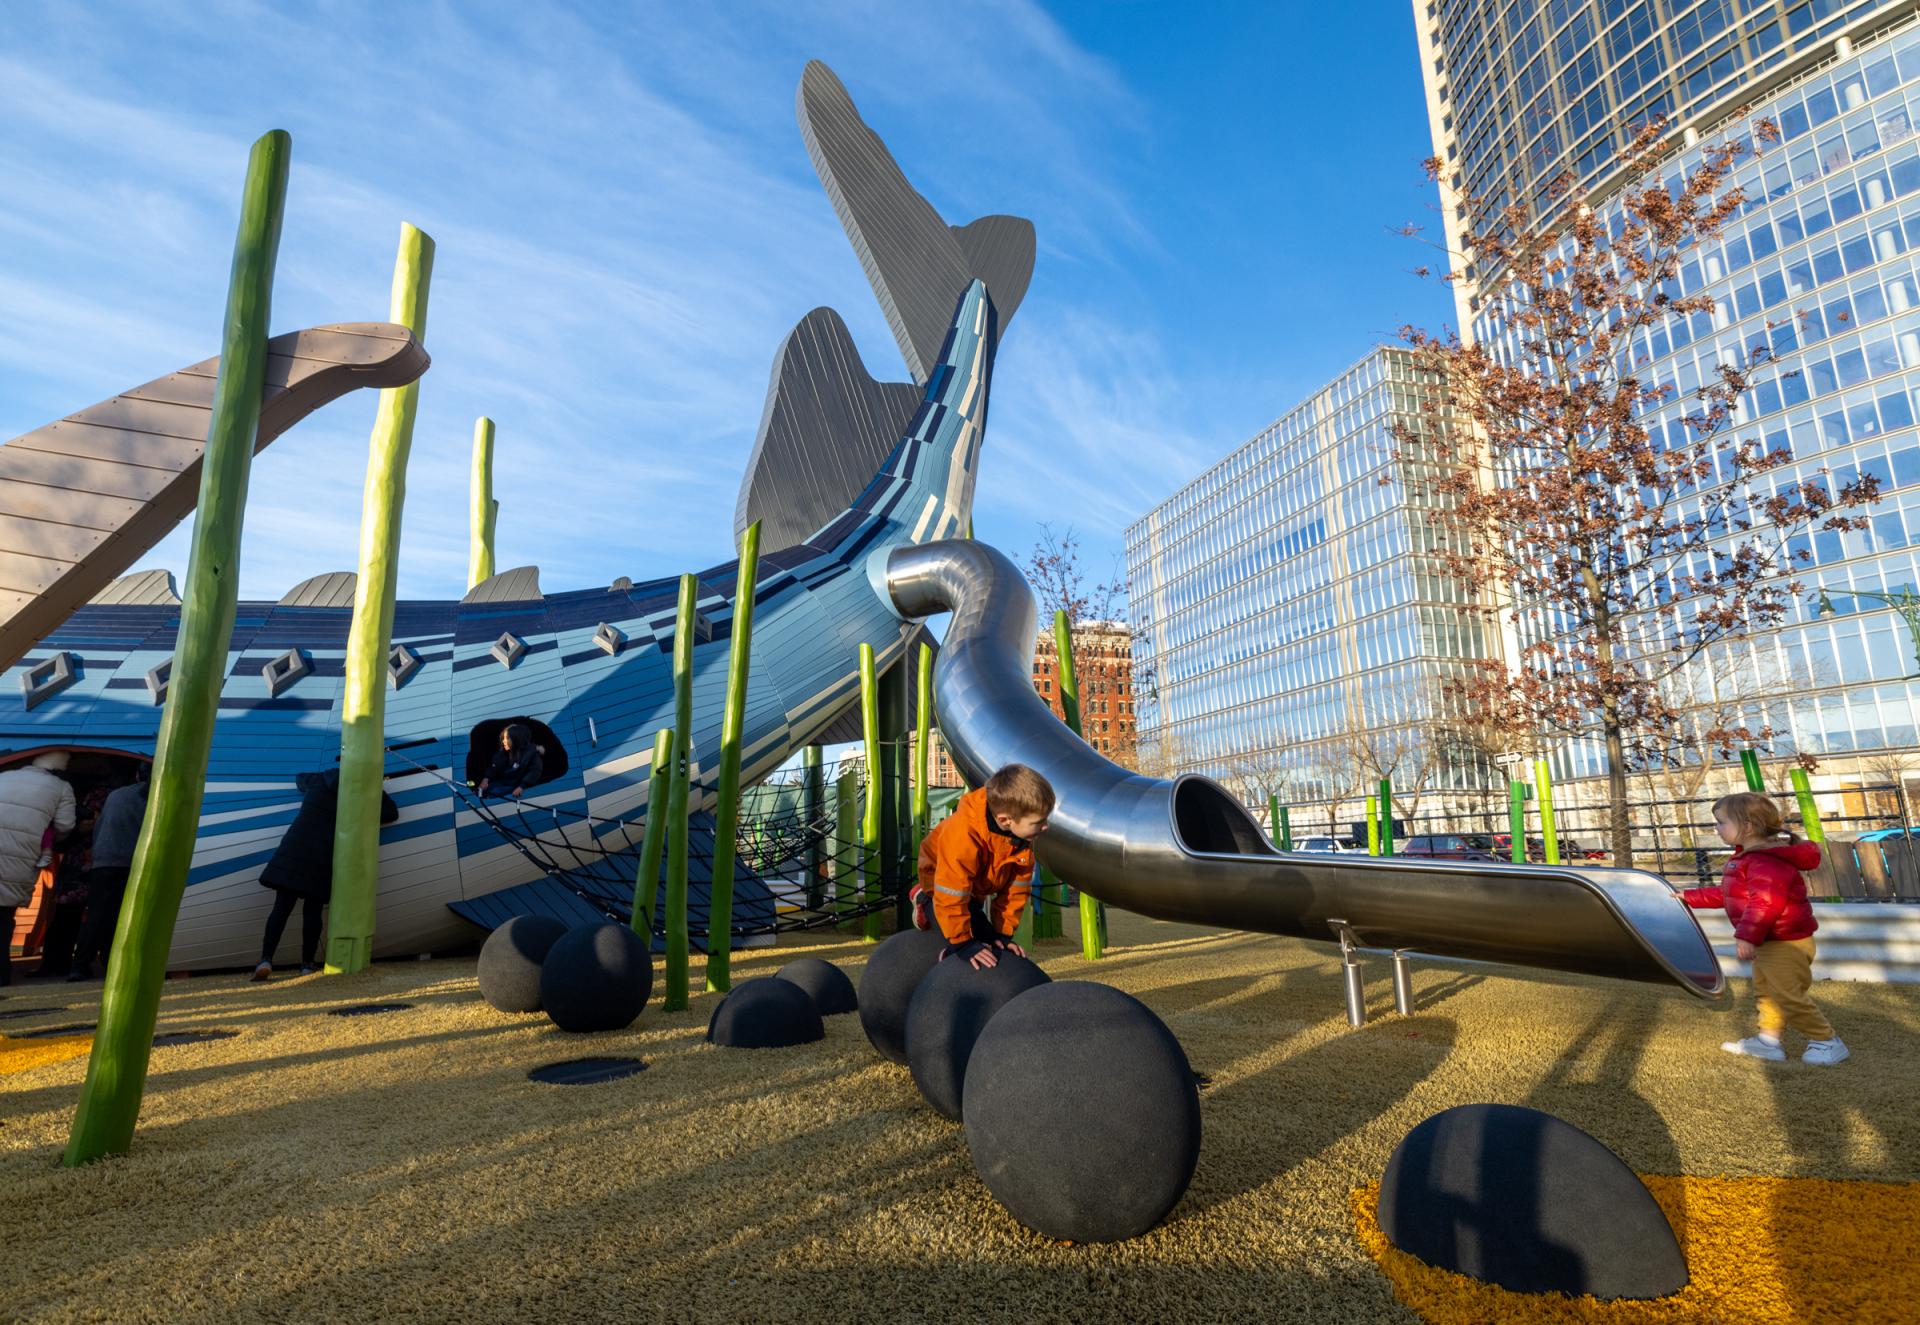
[0,0,1451,604]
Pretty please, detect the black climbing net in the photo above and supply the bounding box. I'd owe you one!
[391,749,917,941]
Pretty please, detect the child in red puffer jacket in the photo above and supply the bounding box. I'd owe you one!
[1683,792,1848,1065]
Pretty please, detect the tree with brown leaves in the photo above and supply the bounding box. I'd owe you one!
[1398,116,1880,868]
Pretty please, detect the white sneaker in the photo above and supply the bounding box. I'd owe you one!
[1721,1035,1786,1061]
[1803,1037,1850,1066]
[251,962,272,983]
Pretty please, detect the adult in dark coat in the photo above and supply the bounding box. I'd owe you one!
[254,768,399,979]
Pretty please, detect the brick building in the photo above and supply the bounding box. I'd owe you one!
[918,620,1135,787]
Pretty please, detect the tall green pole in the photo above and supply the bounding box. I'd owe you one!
[859,643,883,941]
[65,129,291,1166]
[914,640,932,859]
[1268,794,1282,845]
[1377,777,1394,857]
[1278,805,1292,852]
[705,521,760,992]
[663,573,697,1010]
[1535,757,1561,865]
[468,416,497,589]
[834,768,857,920]
[1052,611,1104,959]
[803,746,824,910]
[1789,766,1827,843]
[327,222,434,976]
[1739,749,1764,792]
[1508,780,1527,863]
[1366,795,1380,856]
[631,726,674,937]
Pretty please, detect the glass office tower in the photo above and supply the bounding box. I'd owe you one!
[1125,349,1493,799]
[1418,4,1920,780]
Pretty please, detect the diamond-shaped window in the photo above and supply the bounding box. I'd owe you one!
[387,644,421,690]
[144,658,172,706]
[593,622,625,657]
[490,632,526,669]
[261,648,310,698]
[20,652,77,711]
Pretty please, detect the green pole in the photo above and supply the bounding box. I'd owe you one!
[1278,805,1292,852]
[914,640,932,860]
[1366,795,1380,855]
[327,221,434,976]
[1789,766,1827,844]
[1739,748,1764,792]
[803,746,824,910]
[663,573,697,1011]
[1052,610,1103,959]
[1268,794,1282,845]
[1508,780,1527,862]
[859,644,883,941]
[468,416,497,589]
[705,521,760,992]
[65,129,291,1166]
[834,768,857,921]
[1378,777,1394,857]
[1535,757,1561,865]
[631,726,674,937]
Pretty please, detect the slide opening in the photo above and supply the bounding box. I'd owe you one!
[1172,775,1273,857]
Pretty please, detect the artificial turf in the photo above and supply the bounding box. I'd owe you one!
[1,912,1914,1324]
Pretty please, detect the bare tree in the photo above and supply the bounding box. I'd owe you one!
[1397,114,1879,868]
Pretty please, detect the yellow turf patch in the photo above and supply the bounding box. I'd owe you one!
[1352,1174,1920,1324]
[0,1033,92,1075]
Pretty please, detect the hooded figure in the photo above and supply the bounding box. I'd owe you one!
[0,752,77,906]
[0,751,77,984]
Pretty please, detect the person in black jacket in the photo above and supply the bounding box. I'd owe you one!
[478,723,544,800]
[253,767,399,980]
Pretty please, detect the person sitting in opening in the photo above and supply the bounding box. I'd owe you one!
[254,767,398,980]
[910,763,1054,970]
[478,723,544,800]
[1682,791,1848,1065]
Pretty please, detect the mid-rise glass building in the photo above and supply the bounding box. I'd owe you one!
[1124,349,1492,798]
[1418,3,1920,780]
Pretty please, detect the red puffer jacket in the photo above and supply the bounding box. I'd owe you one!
[1682,841,1821,945]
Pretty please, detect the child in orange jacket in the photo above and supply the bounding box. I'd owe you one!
[911,764,1054,970]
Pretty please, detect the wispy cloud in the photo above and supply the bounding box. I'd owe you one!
[0,0,1207,603]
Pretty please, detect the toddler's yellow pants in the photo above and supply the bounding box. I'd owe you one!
[1750,937,1833,1041]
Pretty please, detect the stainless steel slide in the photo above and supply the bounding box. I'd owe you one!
[887,540,1725,1002]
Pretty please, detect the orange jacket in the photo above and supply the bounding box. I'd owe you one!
[917,787,1035,945]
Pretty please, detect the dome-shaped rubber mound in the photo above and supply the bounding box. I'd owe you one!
[857,927,947,1063]
[1379,1103,1686,1300]
[775,957,858,1016]
[963,980,1200,1243]
[478,914,568,1013]
[905,950,1050,1120]
[708,977,825,1048]
[539,922,653,1033]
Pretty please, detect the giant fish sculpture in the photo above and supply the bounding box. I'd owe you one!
[0,62,1030,970]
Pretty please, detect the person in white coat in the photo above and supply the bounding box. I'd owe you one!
[0,751,77,985]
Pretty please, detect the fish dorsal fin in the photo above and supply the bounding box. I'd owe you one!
[461,566,542,604]
[278,571,358,607]
[734,308,921,553]
[797,61,1035,383]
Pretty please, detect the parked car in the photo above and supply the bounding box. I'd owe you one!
[1490,833,1609,863]
[1401,833,1500,863]
[1294,835,1362,853]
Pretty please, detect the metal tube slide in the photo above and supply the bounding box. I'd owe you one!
[887,540,1724,1000]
